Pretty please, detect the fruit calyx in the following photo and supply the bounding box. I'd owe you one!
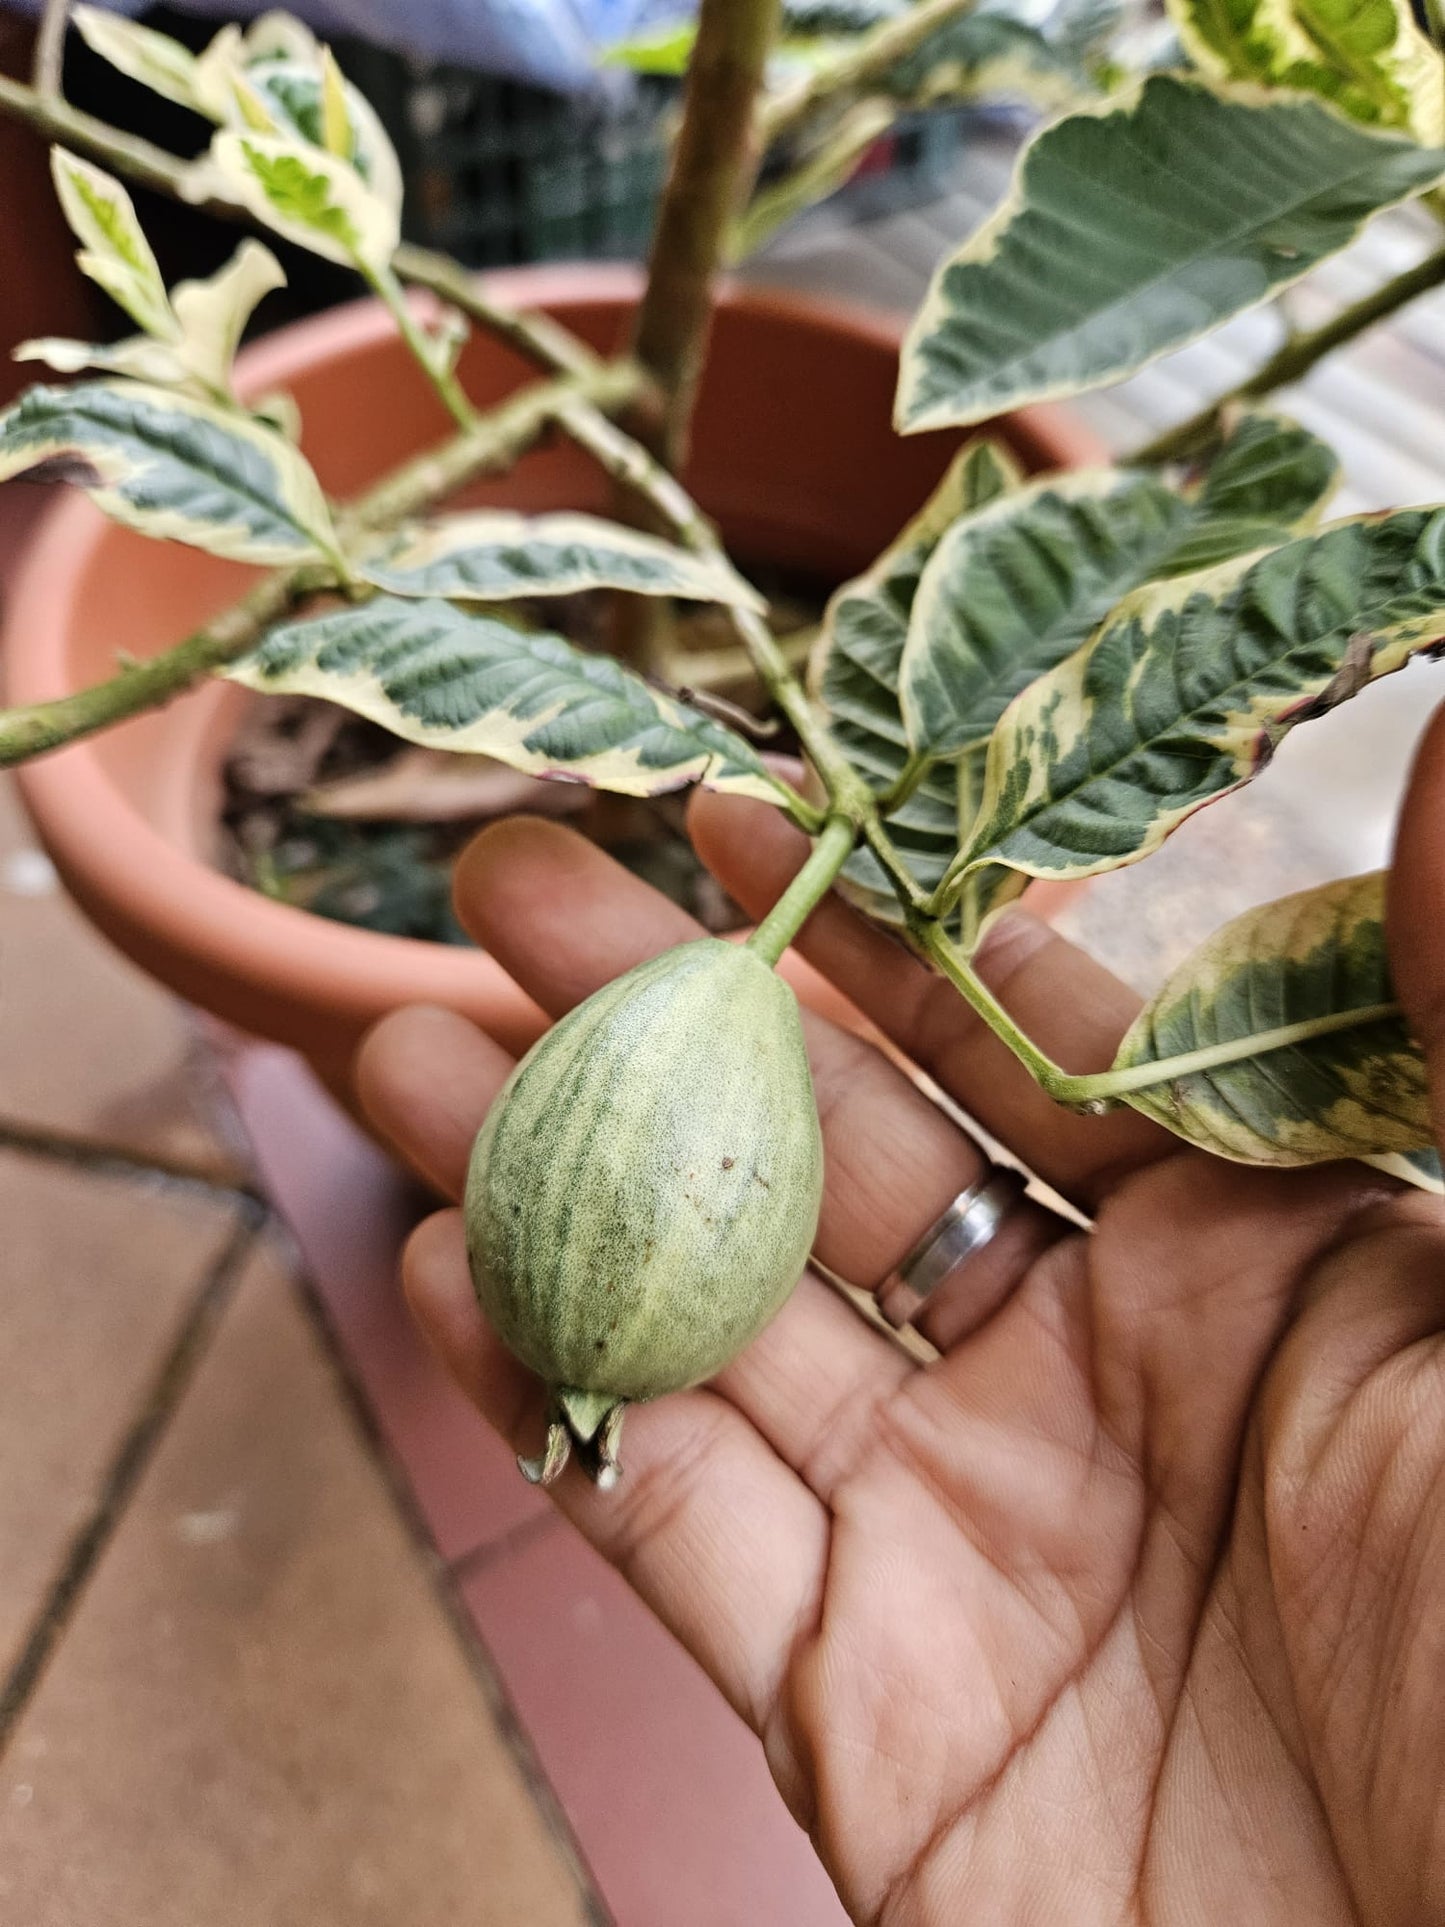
[519,1387,627,1490]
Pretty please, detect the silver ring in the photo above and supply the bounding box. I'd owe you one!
[878,1169,1030,1330]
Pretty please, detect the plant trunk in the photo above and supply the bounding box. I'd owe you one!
[630,0,780,471]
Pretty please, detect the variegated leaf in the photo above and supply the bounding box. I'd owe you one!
[0,381,339,568]
[896,75,1445,433]
[1114,873,1431,1164]
[13,335,186,384]
[170,239,286,396]
[355,512,764,610]
[952,507,1445,901]
[199,130,398,273]
[227,55,405,223]
[1168,0,1445,140]
[1367,1147,1444,1191]
[228,597,790,804]
[72,7,205,111]
[810,439,1022,919]
[900,415,1339,759]
[51,149,175,342]
[15,240,286,408]
[1159,407,1341,571]
[886,9,1101,108]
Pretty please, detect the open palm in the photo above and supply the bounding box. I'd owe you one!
[358,711,1445,1926]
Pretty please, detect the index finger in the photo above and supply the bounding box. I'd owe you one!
[688,790,1170,1208]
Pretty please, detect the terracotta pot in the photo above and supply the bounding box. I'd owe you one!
[6,264,1102,1097]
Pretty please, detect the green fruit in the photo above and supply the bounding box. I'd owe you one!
[464,938,824,1487]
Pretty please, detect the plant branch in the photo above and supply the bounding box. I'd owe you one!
[32,0,70,99]
[747,814,856,963]
[364,261,478,430]
[555,393,874,821]
[0,71,598,384]
[758,0,980,147]
[1134,240,1445,463]
[631,0,781,467]
[0,361,644,767]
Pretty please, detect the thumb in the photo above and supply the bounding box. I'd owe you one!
[1387,696,1445,1144]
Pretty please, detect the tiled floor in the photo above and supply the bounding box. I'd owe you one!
[7,111,1445,1927]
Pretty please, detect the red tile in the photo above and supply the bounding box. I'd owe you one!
[462,1524,848,1927]
[216,1036,548,1559]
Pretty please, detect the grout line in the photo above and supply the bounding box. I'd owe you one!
[448,1508,563,1582]
[0,1115,265,1207]
[267,1217,615,1927]
[0,1200,265,1750]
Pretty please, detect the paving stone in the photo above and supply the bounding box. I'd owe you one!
[0,1150,241,1681]
[0,1237,597,1927]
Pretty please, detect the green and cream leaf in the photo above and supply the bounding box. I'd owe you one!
[50,149,175,342]
[228,597,791,804]
[0,380,339,568]
[811,438,1021,918]
[950,506,1445,899]
[15,240,285,408]
[354,511,765,609]
[1167,0,1445,139]
[1113,873,1431,1164]
[896,75,1445,432]
[197,130,398,272]
[72,7,206,111]
[170,239,287,396]
[13,335,187,385]
[900,416,1339,760]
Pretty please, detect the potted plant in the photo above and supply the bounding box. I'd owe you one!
[0,0,1442,1194]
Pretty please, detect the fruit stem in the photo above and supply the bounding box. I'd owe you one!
[746,814,857,967]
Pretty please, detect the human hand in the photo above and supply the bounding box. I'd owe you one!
[356,709,1445,1926]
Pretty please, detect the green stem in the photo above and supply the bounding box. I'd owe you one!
[554,395,873,817]
[747,814,857,964]
[364,262,478,431]
[0,361,644,767]
[631,0,781,468]
[758,0,980,146]
[1134,240,1445,464]
[954,747,987,949]
[878,750,930,814]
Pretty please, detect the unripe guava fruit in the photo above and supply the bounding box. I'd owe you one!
[464,938,824,1486]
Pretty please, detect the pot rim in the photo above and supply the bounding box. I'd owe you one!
[4,264,1099,1032]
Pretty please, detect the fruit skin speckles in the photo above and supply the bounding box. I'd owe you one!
[464,937,824,1487]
